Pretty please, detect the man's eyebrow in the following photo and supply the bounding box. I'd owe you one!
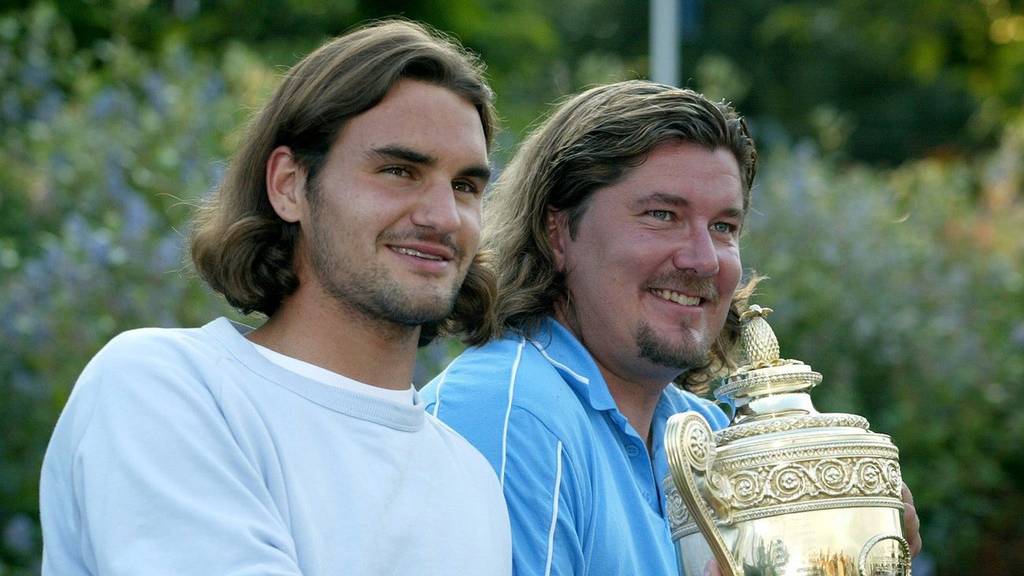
[720,206,746,220]
[369,145,436,166]
[369,145,491,182]
[460,164,492,182]
[631,192,689,208]
[631,192,745,218]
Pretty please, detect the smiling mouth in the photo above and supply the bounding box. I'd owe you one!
[650,288,702,306]
[389,246,448,262]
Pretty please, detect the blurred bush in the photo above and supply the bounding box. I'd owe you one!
[1,3,1021,575]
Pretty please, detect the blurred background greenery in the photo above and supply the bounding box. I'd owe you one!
[1,1,1021,574]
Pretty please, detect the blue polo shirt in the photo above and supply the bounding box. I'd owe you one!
[421,317,729,575]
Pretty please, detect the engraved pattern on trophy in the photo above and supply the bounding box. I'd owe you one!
[664,304,911,576]
[859,534,913,576]
[715,447,903,503]
[662,478,696,539]
[716,414,869,444]
[665,413,744,576]
[683,419,712,469]
[714,369,821,401]
[716,455,902,512]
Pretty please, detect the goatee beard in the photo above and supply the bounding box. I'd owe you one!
[635,322,710,372]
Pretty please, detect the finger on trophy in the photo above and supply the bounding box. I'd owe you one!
[901,482,923,557]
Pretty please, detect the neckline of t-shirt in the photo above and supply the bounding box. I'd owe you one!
[250,342,416,405]
[203,317,425,432]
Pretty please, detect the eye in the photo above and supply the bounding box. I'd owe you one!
[452,179,480,196]
[646,209,674,222]
[381,166,412,178]
[710,221,739,235]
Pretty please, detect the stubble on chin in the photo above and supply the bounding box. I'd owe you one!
[327,264,461,328]
[634,321,710,372]
[308,231,462,329]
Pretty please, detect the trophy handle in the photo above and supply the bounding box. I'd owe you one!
[858,533,912,576]
[665,413,741,576]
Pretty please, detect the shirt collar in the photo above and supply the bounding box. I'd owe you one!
[202,317,426,431]
[529,316,693,445]
[527,316,618,413]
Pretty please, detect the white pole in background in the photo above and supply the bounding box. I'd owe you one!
[650,0,680,86]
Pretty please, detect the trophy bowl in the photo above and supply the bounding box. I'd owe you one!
[664,305,911,576]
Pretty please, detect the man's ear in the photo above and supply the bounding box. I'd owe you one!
[546,208,569,273]
[266,145,305,223]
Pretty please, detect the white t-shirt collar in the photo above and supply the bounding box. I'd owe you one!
[251,342,416,405]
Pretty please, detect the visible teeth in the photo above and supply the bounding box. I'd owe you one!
[393,247,443,261]
[652,289,700,306]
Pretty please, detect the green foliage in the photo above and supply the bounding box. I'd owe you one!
[688,1,1024,163]
[28,0,1024,163]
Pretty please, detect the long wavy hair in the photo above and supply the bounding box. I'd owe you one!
[190,19,497,346]
[470,80,759,392]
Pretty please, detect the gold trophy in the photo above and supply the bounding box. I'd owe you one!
[664,305,911,576]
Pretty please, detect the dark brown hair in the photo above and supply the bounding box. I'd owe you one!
[190,19,497,345]
[472,80,759,392]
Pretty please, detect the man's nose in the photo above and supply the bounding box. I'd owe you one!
[410,180,461,233]
[671,227,719,277]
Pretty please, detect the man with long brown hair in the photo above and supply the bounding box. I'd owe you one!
[40,20,510,575]
[422,80,920,575]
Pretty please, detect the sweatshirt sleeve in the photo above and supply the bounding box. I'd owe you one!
[40,331,302,576]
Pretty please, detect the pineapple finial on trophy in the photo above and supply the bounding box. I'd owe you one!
[718,303,823,406]
[738,304,780,369]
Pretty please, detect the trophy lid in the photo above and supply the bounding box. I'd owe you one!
[714,305,823,408]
